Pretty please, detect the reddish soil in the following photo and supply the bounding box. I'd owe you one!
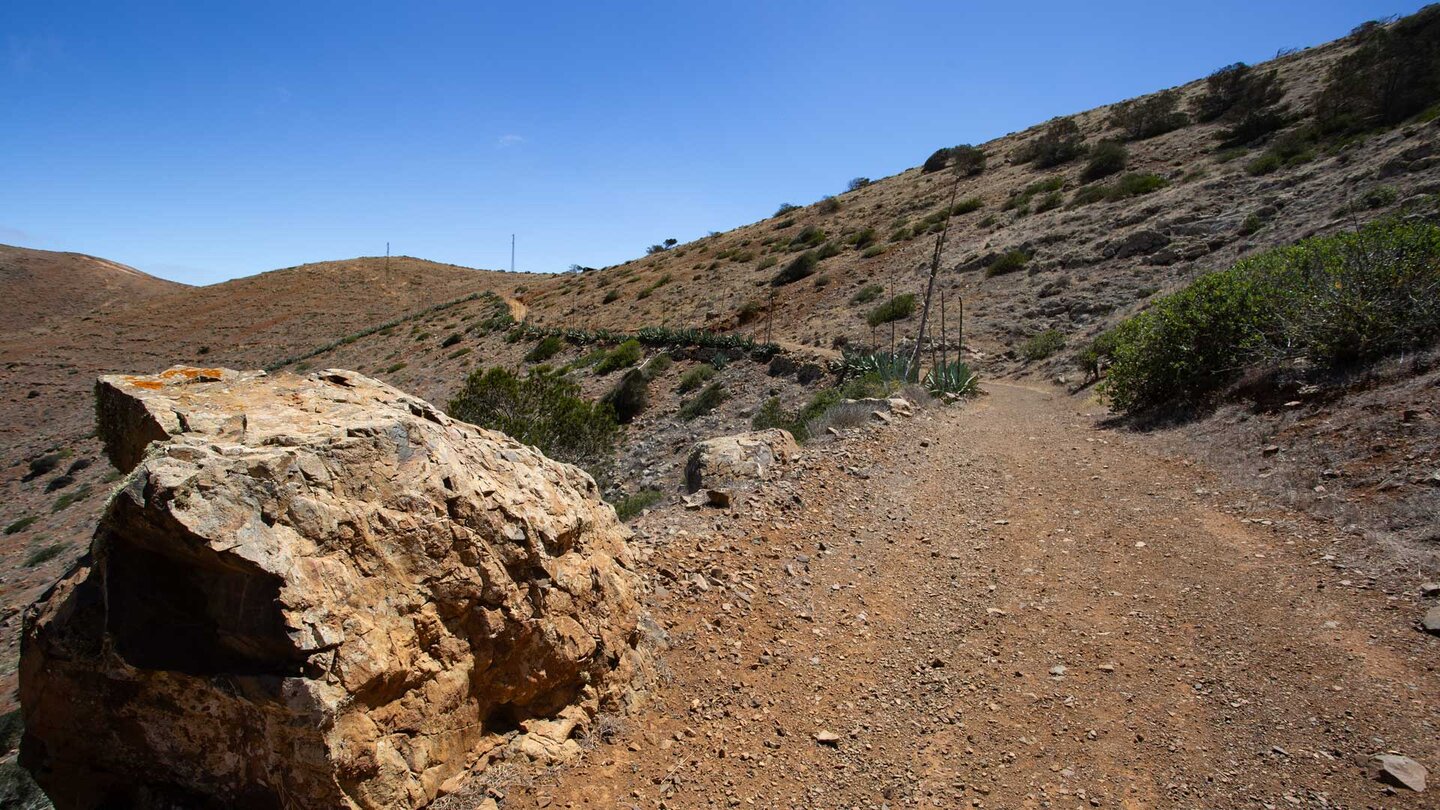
[482,383,1438,809]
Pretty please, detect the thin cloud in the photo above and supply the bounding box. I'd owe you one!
[496,134,525,148]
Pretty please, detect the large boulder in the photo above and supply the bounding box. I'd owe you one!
[684,428,799,493]
[21,368,651,809]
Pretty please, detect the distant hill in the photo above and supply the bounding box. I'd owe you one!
[0,244,186,335]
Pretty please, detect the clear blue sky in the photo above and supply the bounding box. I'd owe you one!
[1,1,1423,284]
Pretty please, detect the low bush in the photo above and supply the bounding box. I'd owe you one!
[1101,219,1440,413]
[526,335,564,363]
[24,543,66,568]
[1109,89,1188,140]
[772,251,819,286]
[1192,62,1290,146]
[867,293,917,327]
[1013,117,1085,168]
[1314,6,1440,134]
[1081,141,1128,182]
[441,333,462,348]
[4,517,36,535]
[1021,329,1066,361]
[612,489,663,521]
[603,368,650,423]
[1073,173,1168,205]
[594,339,643,374]
[952,145,987,176]
[679,383,728,420]
[51,485,90,513]
[985,250,1031,277]
[1005,176,1065,213]
[775,202,800,217]
[847,177,872,191]
[851,284,885,305]
[449,365,618,481]
[677,364,716,393]
[816,196,842,215]
[23,453,62,482]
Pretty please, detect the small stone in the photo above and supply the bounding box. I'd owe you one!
[1262,445,1281,456]
[1373,754,1427,792]
[1049,665,1067,677]
[814,730,840,747]
[1420,582,1440,597]
[1422,606,1440,636]
[1097,663,1115,673]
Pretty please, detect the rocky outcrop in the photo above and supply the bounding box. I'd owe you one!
[21,367,651,809]
[683,429,799,493]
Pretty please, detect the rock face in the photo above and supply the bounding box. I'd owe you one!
[21,367,650,809]
[684,429,799,493]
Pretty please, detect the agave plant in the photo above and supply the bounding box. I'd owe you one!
[837,350,919,382]
[924,360,980,397]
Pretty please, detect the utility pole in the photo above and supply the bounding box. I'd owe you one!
[511,234,515,274]
[385,242,390,272]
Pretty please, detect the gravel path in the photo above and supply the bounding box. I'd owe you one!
[496,382,1438,809]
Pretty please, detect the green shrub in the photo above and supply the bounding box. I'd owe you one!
[867,293,917,327]
[1034,191,1063,213]
[1113,172,1168,198]
[1109,89,1188,140]
[1192,62,1289,146]
[1314,7,1440,134]
[788,224,827,250]
[677,364,716,393]
[849,228,879,249]
[772,251,819,286]
[953,196,983,215]
[23,453,62,482]
[1006,175,1065,212]
[1360,185,1399,209]
[441,333,462,348]
[612,489,664,521]
[384,362,407,374]
[816,196,842,215]
[1100,219,1440,412]
[526,335,564,363]
[847,177,872,191]
[5,516,36,535]
[24,543,66,568]
[922,147,952,173]
[603,368,650,423]
[1082,140,1128,182]
[52,485,91,513]
[1240,212,1267,235]
[1077,329,1122,380]
[861,245,886,259]
[1013,117,1085,168]
[851,284,885,305]
[758,255,778,270]
[643,352,673,378]
[952,145,987,176]
[594,339,643,374]
[679,383,728,420]
[814,241,842,261]
[775,202,800,217]
[1021,329,1066,362]
[449,366,619,481]
[985,250,1031,278]
[1246,129,1315,175]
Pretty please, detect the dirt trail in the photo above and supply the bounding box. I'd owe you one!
[496,383,1438,809]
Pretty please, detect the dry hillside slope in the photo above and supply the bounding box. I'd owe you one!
[0,244,186,336]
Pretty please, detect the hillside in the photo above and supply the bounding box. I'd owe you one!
[0,244,185,336]
[2,9,1439,783]
[0,256,536,711]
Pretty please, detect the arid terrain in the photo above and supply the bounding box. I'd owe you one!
[2,12,1439,808]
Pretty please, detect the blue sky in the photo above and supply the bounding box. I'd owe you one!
[1,1,1423,284]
